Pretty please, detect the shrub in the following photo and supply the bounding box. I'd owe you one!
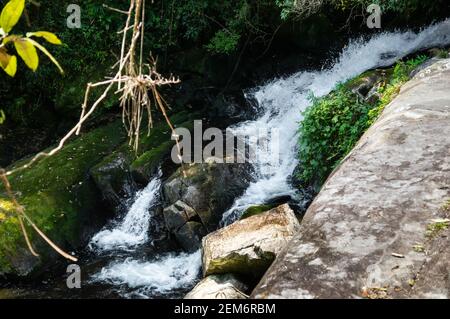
[298,85,372,186]
[298,54,429,188]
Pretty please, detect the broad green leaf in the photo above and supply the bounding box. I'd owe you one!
[25,38,64,74]
[0,0,25,33]
[0,48,17,76]
[26,31,62,45]
[0,109,5,124]
[14,38,39,71]
[4,54,17,76]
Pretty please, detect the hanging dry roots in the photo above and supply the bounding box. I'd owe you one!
[2,0,181,262]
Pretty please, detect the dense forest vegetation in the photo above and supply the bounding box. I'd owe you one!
[1,1,448,167]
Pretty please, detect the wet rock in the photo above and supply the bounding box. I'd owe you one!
[163,161,253,231]
[176,221,207,253]
[252,59,450,299]
[163,201,207,252]
[163,200,197,231]
[90,150,135,212]
[347,69,387,102]
[202,204,300,278]
[185,274,249,299]
[0,121,126,277]
[240,204,276,220]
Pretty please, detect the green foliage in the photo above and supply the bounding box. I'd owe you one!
[298,85,372,186]
[368,54,427,124]
[436,49,449,59]
[0,0,284,126]
[275,0,296,20]
[0,0,124,124]
[298,55,429,188]
[206,30,241,54]
[151,0,280,55]
[277,0,447,19]
[0,0,63,77]
[426,219,449,238]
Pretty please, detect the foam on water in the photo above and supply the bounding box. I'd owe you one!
[91,250,202,298]
[89,177,161,251]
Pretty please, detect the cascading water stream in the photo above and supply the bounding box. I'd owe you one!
[89,177,161,251]
[80,19,450,298]
[221,18,450,224]
[88,173,202,298]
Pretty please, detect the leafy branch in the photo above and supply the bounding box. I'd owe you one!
[0,0,63,76]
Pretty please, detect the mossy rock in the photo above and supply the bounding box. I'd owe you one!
[163,161,254,231]
[240,204,277,220]
[344,69,391,98]
[205,251,276,279]
[0,121,126,277]
[89,111,198,211]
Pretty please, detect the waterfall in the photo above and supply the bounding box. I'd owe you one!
[221,18,450,224]
[88,173,202,297]
[89,176,161,252]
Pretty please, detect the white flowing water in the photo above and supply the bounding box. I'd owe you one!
[221,18,450,224]
[88,173,201,297]
[89,177,161,251]
[92,250,202,298]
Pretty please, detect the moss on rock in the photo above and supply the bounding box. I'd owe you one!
[240,204,277,220]
[0,121,126,276]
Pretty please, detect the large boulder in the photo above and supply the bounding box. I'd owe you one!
[202,204,300,278]
[185,274,249,299]
[0,121,126,277]
[163,161,253,231]
[90,150,136,212]
[252,59,450,299]
[90,111,195,211]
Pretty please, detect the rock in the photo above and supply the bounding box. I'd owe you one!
[346,69,387,102]
[202,204,300,278]
[240,204,276,220]
[90,150,136,212]
[163,200,196,231]
[163,201,207,252]
[130,140,174,184]
[176,221,207,253]
[0,121,126,277]
[163,161,253,231]
[252,59,450,299]
[185,274,249,299]
[91,111,195,211]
